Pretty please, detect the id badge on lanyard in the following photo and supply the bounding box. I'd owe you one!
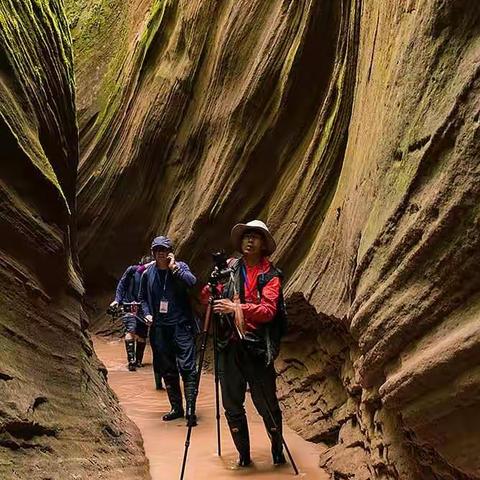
[158,270,169,314]
[159,299,169,313]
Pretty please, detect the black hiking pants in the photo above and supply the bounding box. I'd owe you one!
[218,341,282,432]
[151,321,197,412]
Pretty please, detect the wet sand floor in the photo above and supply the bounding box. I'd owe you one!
[94,336,329,480]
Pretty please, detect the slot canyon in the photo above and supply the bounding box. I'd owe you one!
[1,0,479,479]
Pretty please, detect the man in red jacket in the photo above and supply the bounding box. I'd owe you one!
[207,220,286,467]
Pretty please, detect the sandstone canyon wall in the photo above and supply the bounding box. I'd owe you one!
[72,0,480,478]
[1,0,479,479]
[0,2,147,478]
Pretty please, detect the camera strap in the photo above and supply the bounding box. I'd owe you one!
[226,258,241,298]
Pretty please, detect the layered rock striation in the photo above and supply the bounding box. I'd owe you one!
[72,0,480,478]
[0,2,147,478]
[1,0,479,479]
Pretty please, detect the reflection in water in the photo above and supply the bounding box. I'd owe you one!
[94,336,328,480]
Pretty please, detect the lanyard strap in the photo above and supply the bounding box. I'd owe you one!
[157,269,168,297]
[241,264,248,290]
[242,264,260,299]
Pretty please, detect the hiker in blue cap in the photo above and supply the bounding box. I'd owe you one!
[140,236,199,426]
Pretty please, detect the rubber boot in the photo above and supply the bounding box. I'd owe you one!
[154,371,164,390]
[163,374,184,421]
[135,341,146,367]
[125,340,136,371]
[263,412,286,465]
[183,370,198,427]
[228,417,251,467]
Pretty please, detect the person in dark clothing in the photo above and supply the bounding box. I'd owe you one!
[202,220,286,467]
[140,236,198,426]
[110,255,154,372]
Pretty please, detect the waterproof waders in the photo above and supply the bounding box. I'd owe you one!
[163,373,184,420]
[183,370,197,427]
[125,339,136,371]
[135,340,146,367]
[228,417,251,466]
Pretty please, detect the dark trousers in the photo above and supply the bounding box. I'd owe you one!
[123,315,148,338]
[151,321,197,411]
[151,322,196,376]
[149,326,163,386]
[218,341,282,431]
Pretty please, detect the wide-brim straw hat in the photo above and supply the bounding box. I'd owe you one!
[231,220,276,256]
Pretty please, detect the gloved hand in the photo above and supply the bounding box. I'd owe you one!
[110,300,119,308]
[145,314,153,325]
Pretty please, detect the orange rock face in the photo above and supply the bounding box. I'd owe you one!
[1,0,479,479]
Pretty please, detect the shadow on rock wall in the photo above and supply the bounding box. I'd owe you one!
[1,0,478,479]
[71,0,480,478]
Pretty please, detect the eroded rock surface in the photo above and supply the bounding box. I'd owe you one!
[1,0,479,479]
[71,0,480,478]
[0,2,148,478]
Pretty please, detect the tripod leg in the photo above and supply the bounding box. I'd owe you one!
[179,302,214,480]
[259,382,299,475]
[213,313,221,456]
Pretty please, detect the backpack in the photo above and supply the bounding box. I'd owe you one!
[256,266,288,363]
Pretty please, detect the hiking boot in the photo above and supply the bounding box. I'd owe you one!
[271,432,285,464]
[125,340,136,371]
[163,408,185,421]
[185,413,197,427]
[163,374,184,420]
[263,411,286,465]
[135,341,146,367]
[238,454,252,467]
[183,370,198,427]
[154,371,164,390]
[272,450,286,465]
[227,417,251,467]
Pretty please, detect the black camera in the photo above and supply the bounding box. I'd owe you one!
[106,301,141,316]
[209,250,232,284]
[122,302,141,315]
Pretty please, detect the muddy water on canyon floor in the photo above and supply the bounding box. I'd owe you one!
[94,336,328,480]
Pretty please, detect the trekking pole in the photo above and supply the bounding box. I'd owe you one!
[179,287,216,480]
[259,383,300,475]
[212,308,221,456]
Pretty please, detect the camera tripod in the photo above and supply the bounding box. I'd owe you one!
[179,282,221,480]
[179,282,299,479]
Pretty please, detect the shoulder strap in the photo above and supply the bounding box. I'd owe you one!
[227,257,242,270]
[124,266,136,300]
[147,264,156,291]
[257,265,283,293]
[125,265,136,278]
[223,257,243,300]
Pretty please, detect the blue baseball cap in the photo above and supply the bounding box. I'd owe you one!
[151,236,173,250]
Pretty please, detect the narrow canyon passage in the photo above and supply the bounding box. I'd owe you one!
[93,336,329,480]
[2,1,480,478]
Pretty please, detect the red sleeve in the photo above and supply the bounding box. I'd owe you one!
[241,276,280,326]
